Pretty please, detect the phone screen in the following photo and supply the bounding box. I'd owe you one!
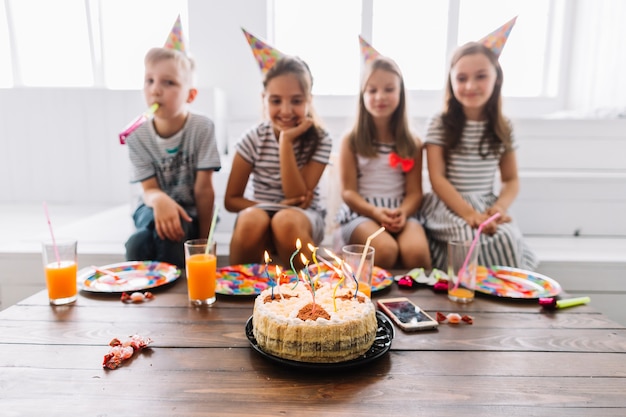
[382,300,434,325]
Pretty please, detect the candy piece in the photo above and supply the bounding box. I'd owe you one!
[121,291,154,303]
[397,276,415,288]
[433,280,449,293]
[436,312,474,325]
[461,315,474,324]
[447,313,462,324]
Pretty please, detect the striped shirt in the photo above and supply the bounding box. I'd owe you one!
[426,115,517,195]
[235,121,332,213]
[126,113,221,215]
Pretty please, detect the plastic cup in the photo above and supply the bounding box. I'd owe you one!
[42,239,78,305]
[184,239,217,306]
[447,240,479,303]
[342,244,375,298]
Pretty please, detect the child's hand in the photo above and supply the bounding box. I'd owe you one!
[278,117,314,143]
[280,190,312,209]
[381,209,406,234]
[486,205,512,223]
[152,196,192,241]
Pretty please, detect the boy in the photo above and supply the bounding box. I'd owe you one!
[125,20,221,268]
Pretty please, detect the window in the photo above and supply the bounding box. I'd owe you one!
[0,0,187,88]
[8,0,93,86]
[100,0,189,89]
[273,0,565,98]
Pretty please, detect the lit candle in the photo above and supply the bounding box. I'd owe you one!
[300,253,316,311]
[274,265,284,300]
[307,242,320,279]
[289,238,302,277]
[343,262,359,299]
[264,250,274,299]
[320,251,349,312]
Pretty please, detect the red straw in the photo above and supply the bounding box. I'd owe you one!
[42,201,61,266]
[453,212,501,291]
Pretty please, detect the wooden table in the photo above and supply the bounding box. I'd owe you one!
[1,270,625,416]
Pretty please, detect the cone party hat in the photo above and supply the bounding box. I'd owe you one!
[242,28,285,74]
[479,16,517,58]
[164,15,185,52]
[359,35,382,64]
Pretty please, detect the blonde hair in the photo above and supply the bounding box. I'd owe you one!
[348,56,417,158]
[144,47,196,86]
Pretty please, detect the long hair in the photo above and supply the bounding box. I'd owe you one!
[442,42,512,158]
[348,56,417,158]
[262,56,323,163]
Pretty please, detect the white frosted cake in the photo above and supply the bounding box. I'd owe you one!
[252,281,378,363]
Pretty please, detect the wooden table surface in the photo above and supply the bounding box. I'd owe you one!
[1,268,625,417]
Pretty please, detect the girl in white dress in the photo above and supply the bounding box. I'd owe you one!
[337,55,431,270]
[422,40,538,271]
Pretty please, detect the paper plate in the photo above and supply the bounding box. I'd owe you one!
[79,261,181,293]
[474,265,562,299]
[216,263,393,296]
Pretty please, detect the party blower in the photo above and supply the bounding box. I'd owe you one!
[118,103,159,144]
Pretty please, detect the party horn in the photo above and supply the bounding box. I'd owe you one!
[118,103,159,144]
[539,296,590,310]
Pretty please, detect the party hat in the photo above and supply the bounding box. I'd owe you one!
[479,16,517,57]
[242,28,284,74]
[164,15,185,52]
[359,35,382,64]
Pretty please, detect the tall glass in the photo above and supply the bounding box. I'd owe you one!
[184,239,217,306]
[42,239,78,305]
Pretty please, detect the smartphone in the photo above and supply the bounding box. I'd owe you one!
[377,297,439,331]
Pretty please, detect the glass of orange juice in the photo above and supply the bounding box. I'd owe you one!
[447,240,479,303]
[184,239,217,306]
[42,239,78,305]
[342,244,375,298]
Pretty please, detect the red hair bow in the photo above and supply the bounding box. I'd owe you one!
[389,152,414,172]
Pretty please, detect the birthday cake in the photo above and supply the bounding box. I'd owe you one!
[252,281,377,363]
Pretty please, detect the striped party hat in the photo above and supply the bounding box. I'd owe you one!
[164,15,185,52]
[242,28,284,74]
[479,16,517,58]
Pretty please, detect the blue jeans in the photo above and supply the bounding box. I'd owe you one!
[125,204,198,269]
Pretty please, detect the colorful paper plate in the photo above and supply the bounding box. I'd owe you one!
[474,265,562,299]
[216,263,393,296]
[78,261,181,293]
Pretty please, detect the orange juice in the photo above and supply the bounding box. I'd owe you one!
[357,281,372,298]
[186,253,217,302]
[45,261,77,302]
[448,287,474,302]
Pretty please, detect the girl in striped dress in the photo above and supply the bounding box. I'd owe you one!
[225,54,332,269]
[337,56,431,270]
[422,42,538,270]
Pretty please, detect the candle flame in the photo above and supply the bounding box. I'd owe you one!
[295,238,302,250]
[307,242,316,251]
[299,252,309,265]
[264,250,271,263]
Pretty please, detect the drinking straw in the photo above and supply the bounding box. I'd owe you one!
[355,226,385,282]
[42,201,60,266]
[453,212,501,291]
[205,203,219,255]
